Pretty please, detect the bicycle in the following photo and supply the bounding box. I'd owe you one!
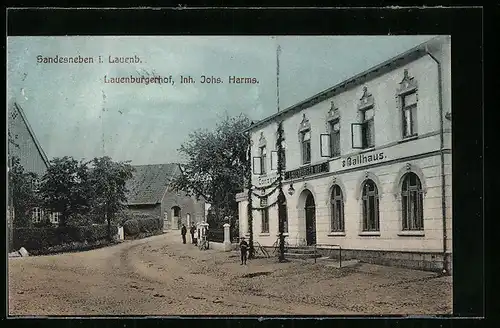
[251,241,270,258]
[198,236,209,251]
[272,237,290,256]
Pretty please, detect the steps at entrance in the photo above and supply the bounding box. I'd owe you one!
[284,247,321,259]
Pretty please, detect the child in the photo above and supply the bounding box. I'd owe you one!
[239,237,248,265]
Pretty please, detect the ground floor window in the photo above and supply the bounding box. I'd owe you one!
[362,179,380,231]
[50,212,60,224]
[401,172,424,230]
[330,185,344,232]
[261,197,269,233]
[32,207,43,223]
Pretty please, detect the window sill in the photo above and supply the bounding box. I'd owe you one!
[259,233,271,236]
[358,147,376,154]
[300,163,311,167]
[398,231,425,237]
[275,233,289,237]
[330,156,341,161]
[358,231,380,236]
[398,135,419,144]
[327,232,346,237]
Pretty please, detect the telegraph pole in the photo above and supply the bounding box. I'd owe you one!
[276,38,287,262]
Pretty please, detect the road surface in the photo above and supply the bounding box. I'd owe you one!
[9,232,452,316]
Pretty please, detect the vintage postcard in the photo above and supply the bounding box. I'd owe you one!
[7,33,453,316]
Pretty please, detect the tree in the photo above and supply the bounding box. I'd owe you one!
[172,114,251,228]
[39,156,91,226]
[88,156,134,241]
[8,156,40,227]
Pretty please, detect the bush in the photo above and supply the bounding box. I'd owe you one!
[66,213,93,227]
[123,219,140,235]
[13,224,118,252]
[123,217,161,236]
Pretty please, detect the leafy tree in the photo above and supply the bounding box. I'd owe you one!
[88,156,134,240]
[172,114,251,229]
[8,156,40,227]
[39,156,91,225]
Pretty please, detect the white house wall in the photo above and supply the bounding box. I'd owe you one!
[240,37,452,268]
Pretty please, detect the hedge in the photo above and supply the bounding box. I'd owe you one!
[123,217,161,236]
[13,224,118,252]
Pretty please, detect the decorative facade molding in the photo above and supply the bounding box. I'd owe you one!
[397,69,418,95]
[357,86,375,111]
[258,131,267,148]
[298,113,311,132]
[355,171,382,201]
[326,177,347,206]
[327,100,340,122]
[392,164,428,198]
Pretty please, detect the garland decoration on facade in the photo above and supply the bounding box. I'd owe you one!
[251,184,280,199]
[251,178,279,191]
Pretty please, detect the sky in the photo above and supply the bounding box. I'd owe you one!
[7,35,435,165]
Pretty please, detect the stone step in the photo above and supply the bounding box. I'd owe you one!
[284,252,322,259]
[286,248,316,254]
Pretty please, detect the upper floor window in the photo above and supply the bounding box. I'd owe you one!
[259,145,267,175]
[352,86,375,150]
[330,120,341,157]
[361,108,375,149]
[321,101,342,158]
[401,172,424,230]
[362,179,379,232]
[401,92,418,138]
[397,69,419,139]
[301,130,311,165]
[299,113,312,165]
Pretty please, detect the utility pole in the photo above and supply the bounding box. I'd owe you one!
[276,38,287,262]
[101,90,106,156]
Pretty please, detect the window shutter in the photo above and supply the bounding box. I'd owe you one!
[252,156,262,175]
[351,123,363,149]
[270,151,278,170]
[320,134,331,157]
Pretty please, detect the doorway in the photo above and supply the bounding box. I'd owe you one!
[305,192,316,246]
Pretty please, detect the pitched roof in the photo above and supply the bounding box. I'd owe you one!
[126,163,179,205]
[245,36,448,132]
[12,102,50,167]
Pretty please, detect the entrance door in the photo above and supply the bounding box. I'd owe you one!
[305,193,316,246]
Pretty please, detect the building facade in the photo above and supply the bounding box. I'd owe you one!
[8,102,61,226]
[125,164,206,230]
[236,36,452,273]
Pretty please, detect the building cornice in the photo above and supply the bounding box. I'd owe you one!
[245,36,446,133]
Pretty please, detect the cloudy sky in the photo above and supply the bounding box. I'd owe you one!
[7,35,434,165]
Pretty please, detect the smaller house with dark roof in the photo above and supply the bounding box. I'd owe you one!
[125,163,205,230]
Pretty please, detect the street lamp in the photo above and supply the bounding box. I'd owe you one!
[288,184,295,196]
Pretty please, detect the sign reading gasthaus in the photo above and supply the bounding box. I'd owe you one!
[285,162,329,180]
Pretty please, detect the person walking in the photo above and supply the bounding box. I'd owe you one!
[239,236,248,265]
[190,224,196,244]
[181,224,187,244]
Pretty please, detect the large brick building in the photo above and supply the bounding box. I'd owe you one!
[237,36,452,273]
[125,164,206,230]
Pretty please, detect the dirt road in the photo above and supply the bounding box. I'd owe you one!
[8,233,452,316]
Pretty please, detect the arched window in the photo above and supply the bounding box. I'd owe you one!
[330,185,344,232]
[362,179,379,231]
[401,172,424,230]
